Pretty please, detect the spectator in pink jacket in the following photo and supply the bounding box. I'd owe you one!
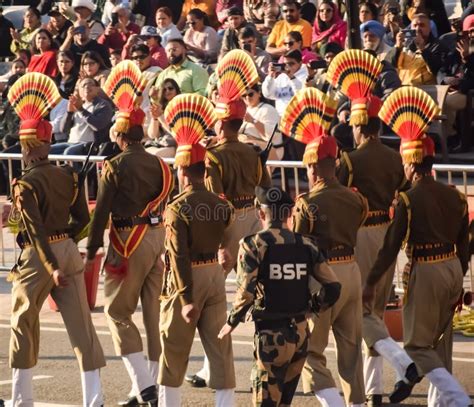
[312,0,347,54]
[122,26,169,69]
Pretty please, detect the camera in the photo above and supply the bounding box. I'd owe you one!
[271,63,285,73]
[308,60,327,70]
[111,12,119,26]
[402,29,416,39]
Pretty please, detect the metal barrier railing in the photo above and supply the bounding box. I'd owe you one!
[0,153,472,291]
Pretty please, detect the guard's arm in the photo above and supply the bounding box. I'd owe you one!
[456,196,469,275]
[166,206,193,306]
[292,197,313,235]
[14,183,59,274]
[86,161,117,259]
[367,198,408,286]
[204,154,224,195]
[227,238,259,328]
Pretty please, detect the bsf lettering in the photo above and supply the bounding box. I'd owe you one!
[269,263,308,280]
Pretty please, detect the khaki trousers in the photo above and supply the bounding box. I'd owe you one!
[222,206,261,267]
[355,224,396,349]
[158,262,235,389]
[10,239,105,371]
[302,261,365,404]
[104,226,165,361]
[403,259,463,375]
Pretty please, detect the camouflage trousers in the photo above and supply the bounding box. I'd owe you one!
[252,318,309,407]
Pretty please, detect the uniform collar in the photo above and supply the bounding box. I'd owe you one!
[311,177,338,192]
[24,158,50,172]
[124,143,145,152]
[184,181,206,191]
[357,137,380,149]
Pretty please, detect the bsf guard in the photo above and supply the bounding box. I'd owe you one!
[87,109,174,406]
[7,72,105,406]
[158,95,235,406]
[219,186,341,407]
[363,87,472,407]
[337,97,417,405]
[293,135,368,407]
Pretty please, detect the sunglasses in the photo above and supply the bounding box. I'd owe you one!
[132,54,147,60]
[163,86,175,91]
[244,91,256,97]
[284,41,295,46]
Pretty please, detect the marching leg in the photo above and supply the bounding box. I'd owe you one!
[11,368,34,407]
[80,369,103,407]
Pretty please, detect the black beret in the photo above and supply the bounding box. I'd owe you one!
[255,186,294,209]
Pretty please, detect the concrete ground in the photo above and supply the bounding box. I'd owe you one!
[0,269,472,407]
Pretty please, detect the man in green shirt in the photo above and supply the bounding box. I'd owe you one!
[153,38,209,95]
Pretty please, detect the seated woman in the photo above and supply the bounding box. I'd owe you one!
[145,78,180,158]
[78,51,110,89]
[28,29,59,77]
[312,0,347,54]
[183,9,219,65]
[239,84,283,160]
[10,7,42,55]
[359,1,379,24]
[278,31,318,64]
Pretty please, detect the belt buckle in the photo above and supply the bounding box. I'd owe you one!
[149,213,161,225]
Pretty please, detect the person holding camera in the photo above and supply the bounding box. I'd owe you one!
[389,13,448,86]
[97,5,140,53]
[438,14,474,147]
[238,27,272,80]
[277,30,318,64]
[218,186,341,407]
[382,1,404,47]
[262,49,308,115]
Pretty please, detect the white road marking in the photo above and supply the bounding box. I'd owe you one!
[0,323,472,363]
[0,375,52,386]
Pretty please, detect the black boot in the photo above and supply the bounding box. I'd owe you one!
[389,363,422,403]
[184,374,207,388]
[366,394,383,407]
[118,385,158,406]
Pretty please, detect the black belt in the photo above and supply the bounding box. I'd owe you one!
[255,314,306,330]
[112,215,162,230]
[412,243,456,263]
[191,252,218,265]
[18,232,70,249]
[326,245,355,264]
[364,210,390,226]
[231,195,255,210]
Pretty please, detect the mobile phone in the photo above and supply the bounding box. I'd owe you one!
[272,63,285,72]
[308,60,327,70]
[456,31,467,41]
[243,43,252,52]
[402,29,416,39]
[111,12,119,26]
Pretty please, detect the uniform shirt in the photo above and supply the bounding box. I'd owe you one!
[368,176,469,285]
[293,178,368,250]
[165,183,233,305]
[205,136,272,202]
[154,58,209,96]
[87,143,168,257]
[227,224,338,326]
[12,160,89,274]
[338,138,406,212]
[267,18,312,48]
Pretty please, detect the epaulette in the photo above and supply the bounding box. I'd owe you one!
[206,150,223,177]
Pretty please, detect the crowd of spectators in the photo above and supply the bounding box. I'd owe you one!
[0,0,473,193]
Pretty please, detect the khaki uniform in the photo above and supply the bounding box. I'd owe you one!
[338,138,406,350]
[227,226,340,406]
[159,183,235,389]
[87,143,173,363]
[205,137,272,266]
[369,177,469,375]
[293,178,368,405]
[10,159,105,371]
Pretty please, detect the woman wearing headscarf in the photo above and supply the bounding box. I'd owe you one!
[311,0,347,53]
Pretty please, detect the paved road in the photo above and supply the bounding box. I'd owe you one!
[0,271,473,406]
